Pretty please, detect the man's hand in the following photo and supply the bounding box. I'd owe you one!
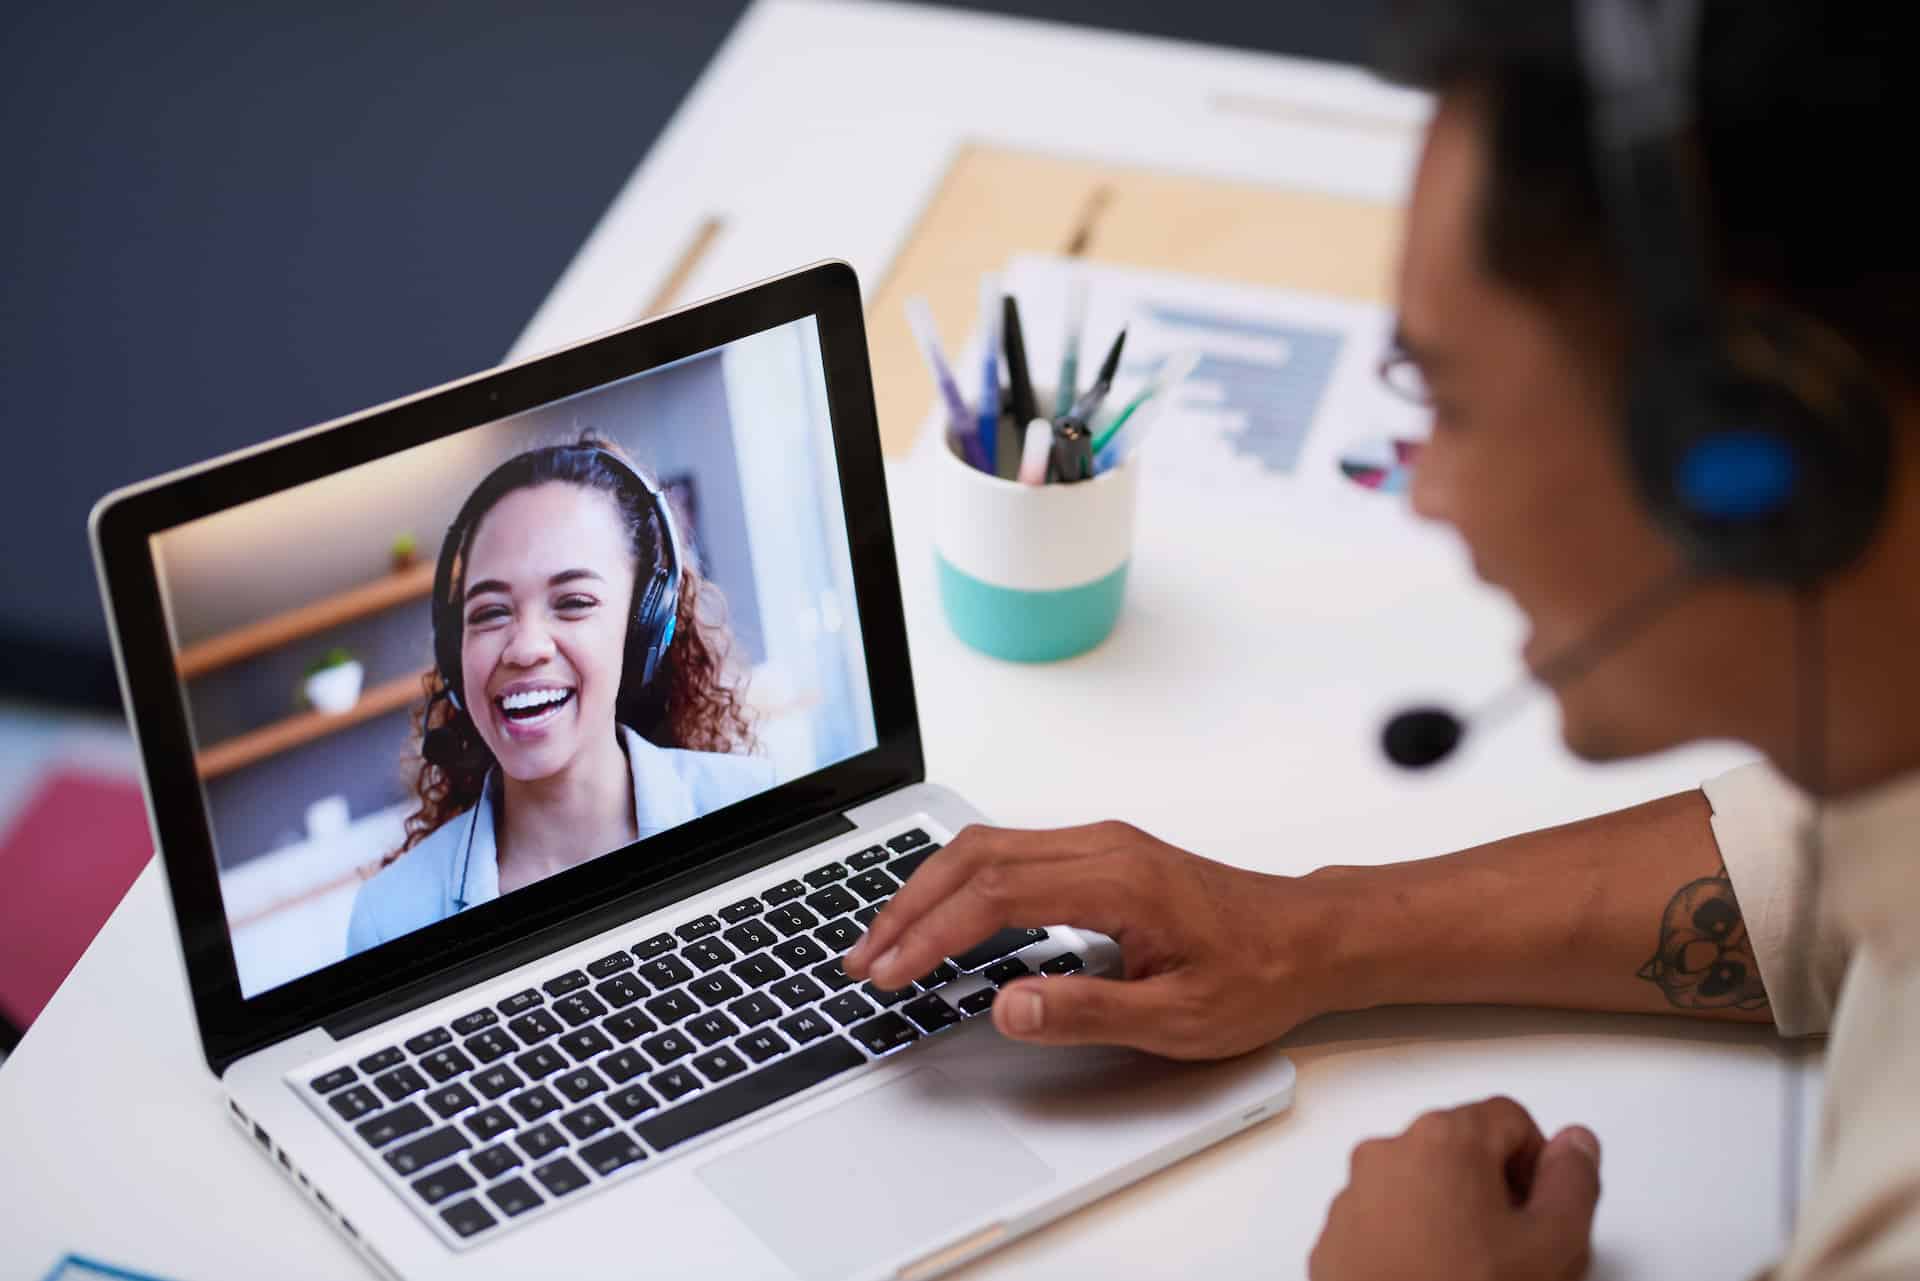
[841,821,1354,1059]
[1310,1097,1602,1281]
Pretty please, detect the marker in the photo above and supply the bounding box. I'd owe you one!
[1058,327,1128,437]
[1093,351,1198,473]
[1049,419,1095,484]
[907,297,973,440]
[1091,350,1200,456]
[1003,295,1038,428]
[1017,418,1053,486]
[1056,276,1087,417]
[975,278,1002,474]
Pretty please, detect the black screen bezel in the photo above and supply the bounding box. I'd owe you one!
[90,261,923,1075]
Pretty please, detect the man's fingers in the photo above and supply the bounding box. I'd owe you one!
[990,975,1185,1053]
[1525,1127,1602,1268]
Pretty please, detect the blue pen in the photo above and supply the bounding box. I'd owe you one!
[975,279,1002,474]
[907,298,973,438]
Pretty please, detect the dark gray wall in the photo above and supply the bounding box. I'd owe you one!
[1,1,1386,709]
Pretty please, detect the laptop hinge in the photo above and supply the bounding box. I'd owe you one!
[321,809,857,1040]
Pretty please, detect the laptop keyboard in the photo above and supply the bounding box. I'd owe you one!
[294,826,1089,1248]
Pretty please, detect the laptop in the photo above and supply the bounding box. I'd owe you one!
[90,261,1294,1280]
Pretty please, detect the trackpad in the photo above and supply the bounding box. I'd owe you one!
[696,1069,1053,1280]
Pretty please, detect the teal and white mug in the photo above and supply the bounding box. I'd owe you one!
[931,425,1138,663]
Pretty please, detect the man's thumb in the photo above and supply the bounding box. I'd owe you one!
[990,975,1165,1050]
[1527,1127,1602,1261]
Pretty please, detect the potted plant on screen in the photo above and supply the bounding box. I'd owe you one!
[303,647,365,714]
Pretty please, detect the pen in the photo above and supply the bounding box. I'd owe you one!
[1049,419,1095,484]
[1091,350,1200,456]
[907,297,974,441]
[1017,418,1052,486]
[1003,295,1038,428]
[975,278,1002,474]
[1058,327,1128,435]
[1056,276,1087,417]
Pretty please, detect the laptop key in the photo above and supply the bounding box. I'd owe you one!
[888,843,942,883]
[917,962,957,990]
[404,1027,451,1055]
[451,1008,499,1036]
[686,1012,740,1046]
[516,1123,565,1160]
[508,1009,564,1046]
[471,1142,521,1181]
[587,951,635,979]
[329,1085,382,1122]
[739,1028,791,1063]
[606,1083,658,1119]
[957,988,997,1017]
[559,1027,614,1062]
[805,885,860,918]
[804,862,849,887]
[496,989,542,1017]
[723,919,778,954]
[675,915,722,943]
[902,994,962,1034]
[761,879,807,906]
[853,905,881,928]
[426,1083,478,1119]
[559,1103,613,1141]
[887,828,933,854]
[507,1086,561,1123]
[777,1009,831,1045]
[690,973,744,1007]
[412,1162,476,1205]
[813,918,863,954]
[730,953,785,988]
[598,1048,648,1085]
[1040,952,1085,976]
[684,938,737,972]
[950,928,1049,972]
[595,974,646,1009]
[357,1046,403,1074]
[632,932,675,961]
[385,1125,469,1176]
[486,1176,541,1218]
[421,1048,475,1082]
[637,955,695,989]
[464,1106,514,1143]
[645,990,700,1024]
[642,1029,694,1065]
[846,844,890,870]
[464,1028,516,1064]
[579,1132,647,1176]
[650,1065,701,1101]
[863,981,916,1008]
[532,1156,590,1198]
[821,991,875,1025]
[765,904,821,937]
[719,896,763,924]
[849,1012,920,1056]
[692,1046,747,1083]
[472,1065,524,1099]
[310,1067,357,1094]
[515,1046,567,1080]
[554,1067,607,1104]
[984,958,1031,987]
[553,992,609,1028]
[811,958,856,992]
[636,1037,865,1153]
[440,1197,497,1239]
[602,1008,657,1043]
[356,1102,431,1148]
[374,1065,429,1102]
[771,937,828,969]
[543,970,589,998]
[728,992,782,1027]
[845,869,899,903]
[769,975,825,1009]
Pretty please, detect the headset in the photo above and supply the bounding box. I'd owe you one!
[1577,0,1891,584]
[430,444,683,717]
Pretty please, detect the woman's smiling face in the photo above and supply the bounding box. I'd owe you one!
[459,481,636,782]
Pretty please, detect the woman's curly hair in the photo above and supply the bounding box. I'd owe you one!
[385,435,757,865]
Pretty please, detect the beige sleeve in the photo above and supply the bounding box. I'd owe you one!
[1701,761,1848,1037]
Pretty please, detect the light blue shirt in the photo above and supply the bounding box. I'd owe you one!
[345,725,776,957]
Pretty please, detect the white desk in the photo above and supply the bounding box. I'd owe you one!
[1,4,1799,1279]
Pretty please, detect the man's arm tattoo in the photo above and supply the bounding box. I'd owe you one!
[1636,863,1771,1011]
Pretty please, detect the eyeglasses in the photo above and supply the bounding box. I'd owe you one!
[1376,339,1433,408]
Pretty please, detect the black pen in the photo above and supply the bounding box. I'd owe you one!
[1058,327,1127,437]
[1049,418,1095,484]
[1002,295,1038,428]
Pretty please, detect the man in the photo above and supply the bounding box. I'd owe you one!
[844,2,1920,1277]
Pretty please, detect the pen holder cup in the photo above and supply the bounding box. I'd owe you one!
[931,431,1138,663]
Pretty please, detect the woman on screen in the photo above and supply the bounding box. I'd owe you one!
[345,437,773,955]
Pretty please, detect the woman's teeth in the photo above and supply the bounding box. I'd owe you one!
[499,688,574,720]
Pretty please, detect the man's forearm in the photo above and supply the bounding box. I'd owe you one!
[1312,790,1774,1023]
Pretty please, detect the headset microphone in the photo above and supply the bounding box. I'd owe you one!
[1382,564,1697,769]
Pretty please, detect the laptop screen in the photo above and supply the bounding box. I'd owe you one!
[148,317,879,999]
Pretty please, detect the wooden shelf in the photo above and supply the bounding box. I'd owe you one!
[197,670,427,780]
[176,561,435,680]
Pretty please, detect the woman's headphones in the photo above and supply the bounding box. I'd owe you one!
[1576,0,1892,585]
[430,443,683,715]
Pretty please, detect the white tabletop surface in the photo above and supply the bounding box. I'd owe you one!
[1,4,1801,1279]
